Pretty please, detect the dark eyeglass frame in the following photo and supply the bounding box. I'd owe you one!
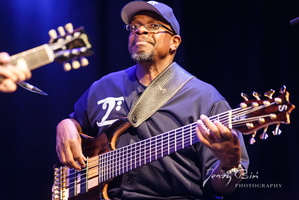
[125,23,175,35]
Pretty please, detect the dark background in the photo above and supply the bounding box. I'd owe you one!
[0,0,298,199]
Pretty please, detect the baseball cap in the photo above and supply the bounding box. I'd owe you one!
[121,1,180,35]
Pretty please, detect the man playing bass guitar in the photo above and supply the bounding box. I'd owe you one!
[55,1,249,199]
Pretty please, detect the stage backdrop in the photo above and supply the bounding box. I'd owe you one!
[0,0,298,199]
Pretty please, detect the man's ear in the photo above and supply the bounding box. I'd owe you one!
[170,35,182,54]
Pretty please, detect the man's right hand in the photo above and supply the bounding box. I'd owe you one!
[56,119,87,170]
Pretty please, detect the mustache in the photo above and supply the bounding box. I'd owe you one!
[133,35,155,45]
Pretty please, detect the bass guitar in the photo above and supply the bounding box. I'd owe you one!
[52,86,295,200]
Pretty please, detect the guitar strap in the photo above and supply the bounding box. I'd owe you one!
[128,62,195,128]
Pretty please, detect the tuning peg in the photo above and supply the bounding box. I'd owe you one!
[65,23,74,33]
[58,26,66,36]
[72,60,81,69]
[71,48,80,56]
[63,62,72,71]
[249,131,257,145]
[80,57,89,66]
[279,85,286,94]
[80,47,88,53]
[241,93,249,101]
[48,29,58,39]
[260,126,269,140]
[264,89,275,99]
[252,91,261,100]
[272,124,282,136]
[260,132,269,140]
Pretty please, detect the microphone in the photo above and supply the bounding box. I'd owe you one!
[290,17,299,26]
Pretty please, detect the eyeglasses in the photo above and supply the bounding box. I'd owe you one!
[125,23,175,35]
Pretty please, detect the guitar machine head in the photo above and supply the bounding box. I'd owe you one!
[236,85,295,144]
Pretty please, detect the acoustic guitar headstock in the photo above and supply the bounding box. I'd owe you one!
[48,23,93,71]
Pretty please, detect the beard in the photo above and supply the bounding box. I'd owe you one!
[131,50,155,63]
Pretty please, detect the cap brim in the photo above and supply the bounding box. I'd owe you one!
[121,1,162,24]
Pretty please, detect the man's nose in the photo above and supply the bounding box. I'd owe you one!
[134,25,149,35]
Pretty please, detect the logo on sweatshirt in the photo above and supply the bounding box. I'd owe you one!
[96,96,124,127]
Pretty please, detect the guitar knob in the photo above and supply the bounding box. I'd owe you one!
[65,23,74,33]
[272,124,282,136]
[249,137,256,145]
[260,126,269,140]
[72,60,81,69]
[264,89,275,99]
[260,132,269,140]
[252,91,261,100]
[249,131,257,145]
[48,29,58,39]
[71,48,80,56]
[63,62,72,71]
[58,26,66,36]
[80,57,89,67]
[80,47,88,53]
[241,93,249,101]
[279,85,286,94]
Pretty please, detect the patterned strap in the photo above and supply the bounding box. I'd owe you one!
[128,62,194,128]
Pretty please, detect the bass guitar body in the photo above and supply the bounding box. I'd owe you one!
[53,118,131,200]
